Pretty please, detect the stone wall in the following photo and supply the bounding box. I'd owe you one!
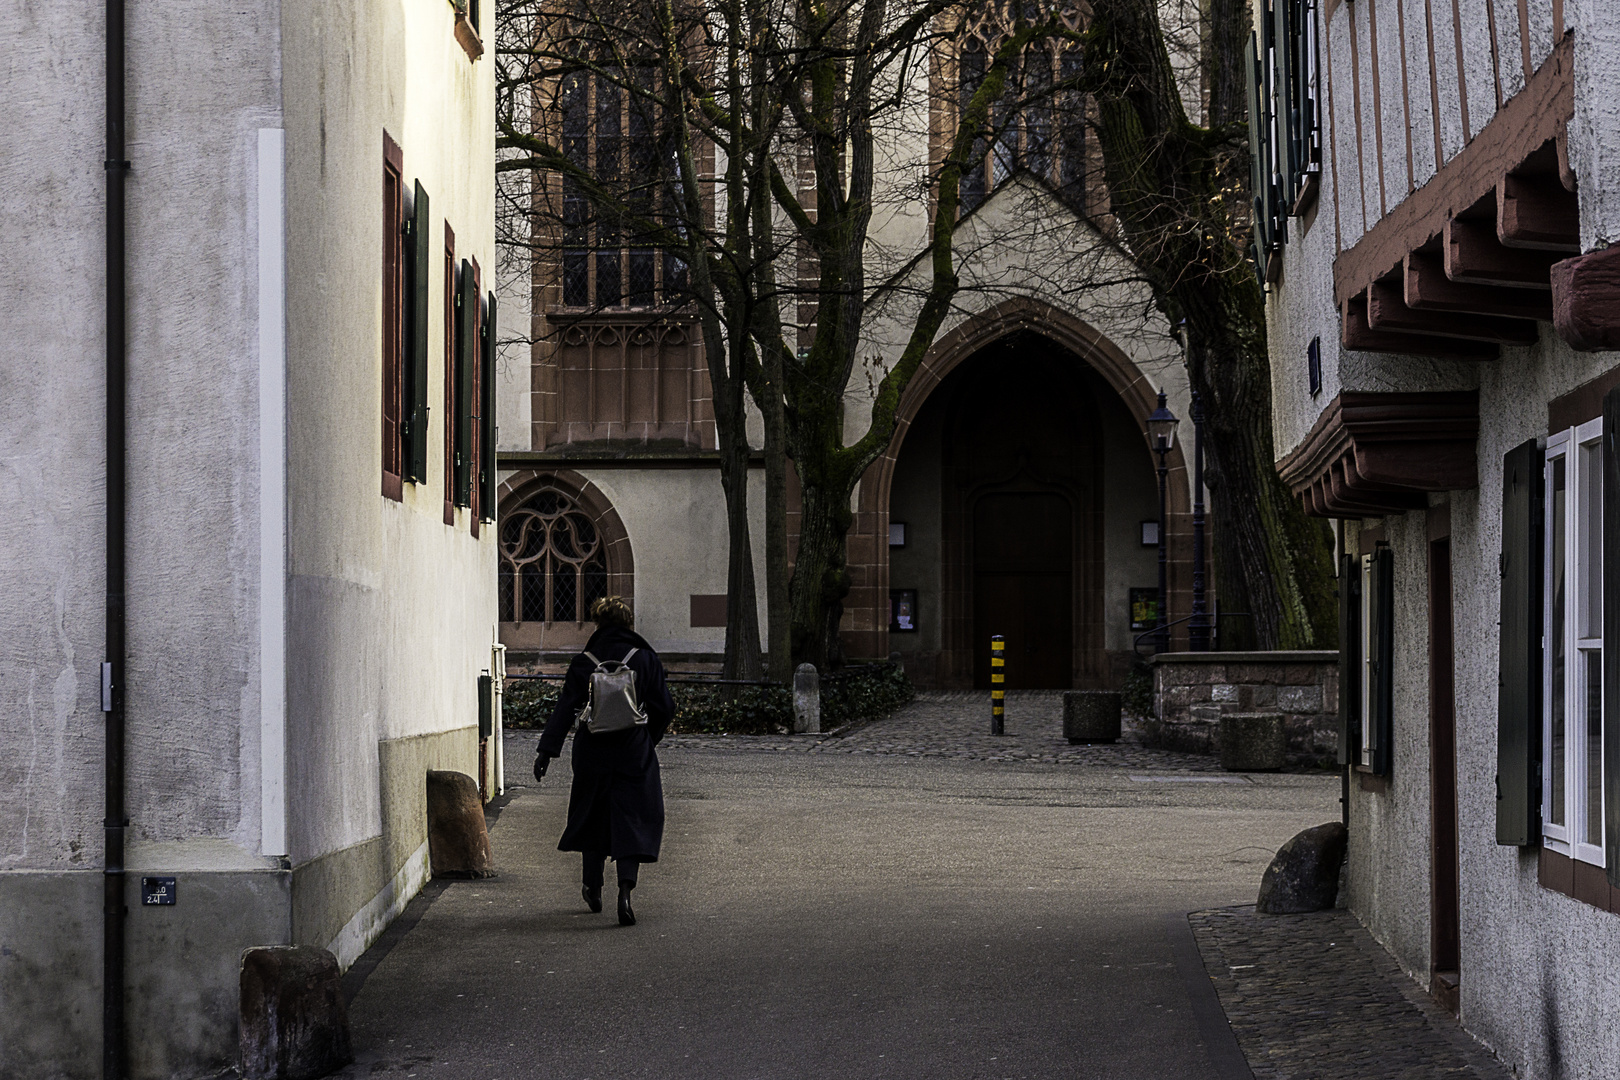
[1146,652,1339,768]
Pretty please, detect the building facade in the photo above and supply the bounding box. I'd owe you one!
[1253,0,1620,1072]
[0,1,497,1076]
[495,7,1210,686]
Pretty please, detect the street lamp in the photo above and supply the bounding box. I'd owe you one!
[1147,389,1179,654]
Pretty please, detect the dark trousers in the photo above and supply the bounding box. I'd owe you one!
[583,852,639,888]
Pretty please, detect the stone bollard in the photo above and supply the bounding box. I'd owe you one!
[1062,691,1122,744]
[1257,821,1348,913]
[426,770,495,878]
[793,663,820,734]
[239,945,352,1080]
[1218,712,1287,771]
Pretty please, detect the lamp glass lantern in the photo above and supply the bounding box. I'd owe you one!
[1146,391,1180,449]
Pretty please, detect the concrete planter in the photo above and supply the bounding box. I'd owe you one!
[1218,712,1286,771]
[1063,691,1122,744]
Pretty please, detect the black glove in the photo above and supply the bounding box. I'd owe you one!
[533,751,552,782]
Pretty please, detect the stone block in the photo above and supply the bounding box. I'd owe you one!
[1211,684,1239,703]
[426,770,495,879]
[1277,685,1323,713]
[239,946,352,1080]
[1218,712,1286,771]
[1063,691,1122,744]
[1166,684,1209,707]
[1283,664,1319,685]
[1256,822,1348,914]
[1249,684,1278,708]
[1228,663,1285,685]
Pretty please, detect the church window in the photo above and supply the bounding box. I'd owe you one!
[557,68,680,311]
[499,488,611,624]
[956,11,1088,215]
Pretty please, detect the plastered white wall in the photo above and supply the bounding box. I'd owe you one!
[281,0,498,866]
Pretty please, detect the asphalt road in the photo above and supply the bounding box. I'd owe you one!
[336,739,1338,1080]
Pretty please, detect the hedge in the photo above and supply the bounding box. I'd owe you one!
[500,660,913,737]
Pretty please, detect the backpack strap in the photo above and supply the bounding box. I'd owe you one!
[583,651,600,668]
[622,648,638,664]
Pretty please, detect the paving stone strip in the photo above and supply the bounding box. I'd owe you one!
[1188,906,1513,1080]
[656,690,1236,770]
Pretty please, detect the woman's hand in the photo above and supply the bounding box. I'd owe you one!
[533,751,552,782]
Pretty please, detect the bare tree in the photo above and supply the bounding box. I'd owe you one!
[498,0,1088,672]
[1076,0,1338,648]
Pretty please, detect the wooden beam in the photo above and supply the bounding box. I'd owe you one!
[1368,280,1538,344]
[1341,294,1499,359]
[1497,172,1580,251]
[1552,246,1620,351]
[1444,217,1562,288]
[1404,250,1554,320]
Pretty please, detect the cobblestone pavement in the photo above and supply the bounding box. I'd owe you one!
[1190,906,1512,1080]
[656,690,1239,770]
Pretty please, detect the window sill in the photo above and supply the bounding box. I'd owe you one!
[1539,847,1619,914]
[454,13,483,61]
[1355,768,1389,794]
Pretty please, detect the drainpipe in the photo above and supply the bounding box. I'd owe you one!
[103,0,128,1074]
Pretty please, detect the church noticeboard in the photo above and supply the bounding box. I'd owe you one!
[890,589,918,632]
[1129,588,1158,631]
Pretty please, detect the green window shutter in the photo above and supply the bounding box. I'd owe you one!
[1604,390,1620,883]
[406,181,431,483]
[1497,438,1543,846]
[1368,546,1395,776]
[480,290,498,523]
[1272,0,1297,208]
[1338,553,1361,767]
[455,259,475,507]
[1244,30,1270,278]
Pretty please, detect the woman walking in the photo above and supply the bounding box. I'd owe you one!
[533,596,673,926]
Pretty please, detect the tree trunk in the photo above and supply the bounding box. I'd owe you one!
[787,470,854,671]
[1081,0,1337,650]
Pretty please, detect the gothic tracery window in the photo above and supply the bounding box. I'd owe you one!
[498,488,610,623]
[957,7,1089,215]
[556,67,685,310]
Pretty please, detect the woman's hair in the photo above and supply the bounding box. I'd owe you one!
[590,596,634,630]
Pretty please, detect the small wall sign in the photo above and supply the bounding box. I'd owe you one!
[141,877,176,906]
[1140,520,1160,546]
[1129,588,1159,631]
[889,589,918,632]
[888,521,908,548]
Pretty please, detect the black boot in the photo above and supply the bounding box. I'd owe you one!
[617,881,636,926]
[582,885,602,913]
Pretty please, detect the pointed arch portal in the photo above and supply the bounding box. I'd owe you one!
[846,299,1193,689]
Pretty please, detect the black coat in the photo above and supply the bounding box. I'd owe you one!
[537,626,674,862]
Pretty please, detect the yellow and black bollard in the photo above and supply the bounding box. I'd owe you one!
[990,635,1005,735]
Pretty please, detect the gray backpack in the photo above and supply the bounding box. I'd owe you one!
[582,649,648,734]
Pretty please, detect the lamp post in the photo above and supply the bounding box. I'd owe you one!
[1146,389,1180,654]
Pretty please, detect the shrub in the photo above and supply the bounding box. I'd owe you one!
[1122,659,1155,719]
[821,661,914,727]
[499,659,914,736]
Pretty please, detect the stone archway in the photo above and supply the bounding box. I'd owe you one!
[496,468,635,657]
[843,298,1193,687]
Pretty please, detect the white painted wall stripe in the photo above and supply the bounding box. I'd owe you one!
[328,842,432,972]
[257,128,288,859]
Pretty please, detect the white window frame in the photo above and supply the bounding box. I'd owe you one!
[1543,419,1606,867]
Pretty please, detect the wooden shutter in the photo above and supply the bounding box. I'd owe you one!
[1497,438,1543,846]
[1244,31,1270,278]
[406,181,431,483]
[1272,0,1297,211]
[1338,553,1361,767]
[454,258,476,507]
[1368,546,1395,776]
[481,290,498,523]
[1604,390,1620,883]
